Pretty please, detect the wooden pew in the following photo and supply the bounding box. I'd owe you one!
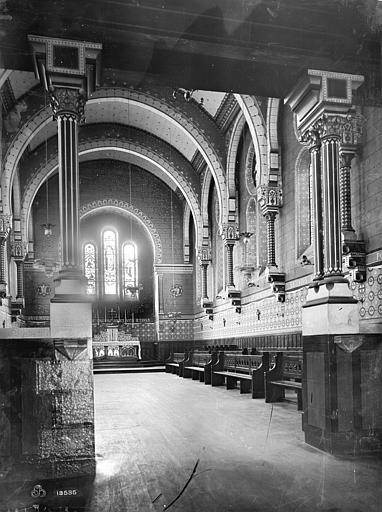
[165,352,187,375]
[211,352,270,398]
[183,351,218,384]
[264,353,303,410]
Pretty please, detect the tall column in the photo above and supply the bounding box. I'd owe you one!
[318,122,343,278]
[257,185,283,270]
[0,214,11,296]
[285,69,380,457]
[50,87,85,276]
[221,224,239,289]
[265,211,277,267]
[15,260,24,299]
[339,151,355,235]
[302,131,324,279]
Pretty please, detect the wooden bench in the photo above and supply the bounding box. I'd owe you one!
[165,352,187,375]
[183,351,217,384]
[264,353,303,410]
[211,352,270,398]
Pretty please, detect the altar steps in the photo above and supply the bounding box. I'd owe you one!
[93,359,165,374]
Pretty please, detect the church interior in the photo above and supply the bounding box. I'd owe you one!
[0,1,382,510]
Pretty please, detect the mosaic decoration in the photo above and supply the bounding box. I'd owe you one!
[195,286,308,339]
[350,268,382,320]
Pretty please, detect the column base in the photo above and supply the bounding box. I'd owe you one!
[302,278,359,335]
[50,271,92,338]
[303,333,382,456]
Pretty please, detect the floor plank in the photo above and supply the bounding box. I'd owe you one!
[88,372,382,512]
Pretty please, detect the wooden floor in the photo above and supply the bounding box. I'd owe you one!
[88,372,382,512]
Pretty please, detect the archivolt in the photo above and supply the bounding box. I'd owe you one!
[80,200,163,264]
[20,137,204,249]
[3,88,227,224]
[234,95,268,186]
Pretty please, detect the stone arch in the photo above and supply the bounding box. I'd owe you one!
[245,141,257,196]
[267,98,280,153]
[201,170,213,236]
[295,146,312,259]
[3,89,227,225]
[226,112,245,199]
[79,201,163,264]
[20,136,204,250]
[183,202,191,263]
[234,94,268,186]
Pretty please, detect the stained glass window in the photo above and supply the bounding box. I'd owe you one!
[84,243,96,295]
[123,242,138,299]
[103,230,117,294]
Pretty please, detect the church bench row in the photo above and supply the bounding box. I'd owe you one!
[166,350,303,410]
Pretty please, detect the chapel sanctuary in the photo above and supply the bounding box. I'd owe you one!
[0,1,381,511]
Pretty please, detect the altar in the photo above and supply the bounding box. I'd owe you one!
[92,326,141,360]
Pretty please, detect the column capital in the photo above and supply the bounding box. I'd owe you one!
[49,86,87,123]
[10,240,27,260]
[257,185,283,213]
[198,246,212,264]
[0,214,12,239]
[312,113,364,144]
[220,223,239,245]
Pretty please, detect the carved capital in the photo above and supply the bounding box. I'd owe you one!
[257,185,283,212]
[312,113,364,145]
[49,86,87,123]
[300,129,321,149]
[198,246,212,263]
[0,214,12,238]
[10,240,27,260]
[220,223,239,244]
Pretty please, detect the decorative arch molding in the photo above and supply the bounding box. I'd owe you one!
[245,140,257,196]
[201,170,213,236]
[183,203,191,263]
[226,112,245,199]
[79,200,163,264]
[234,94,268,186]
[2,88,227,225]
[20,135,204,249]
[267,98,280,153]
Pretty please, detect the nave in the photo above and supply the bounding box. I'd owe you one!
[88,373,382,512]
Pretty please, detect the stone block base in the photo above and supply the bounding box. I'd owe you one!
[303,333,382,455]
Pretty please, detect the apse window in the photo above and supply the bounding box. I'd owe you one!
[103,229,117,295]
[84,243,97,295]
[123,242,138,300]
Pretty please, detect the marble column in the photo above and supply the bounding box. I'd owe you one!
[303,130,324,279]
[265,211,277,268]
[221,224,239,289]
[50,87,85,276]
[15,259,24,299]
[339,150,355,236]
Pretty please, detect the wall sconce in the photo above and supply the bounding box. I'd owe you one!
[300,255,312,265]
[240,232,254,244]
[256,309,261,320]
[172,88,203,105]
[235,307,241,314]
[41,223,55,236]
[223,318,226,327]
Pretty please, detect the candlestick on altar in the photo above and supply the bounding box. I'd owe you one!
[132,312,134,324]
[104,306,106,322]
[124,309,127,322]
